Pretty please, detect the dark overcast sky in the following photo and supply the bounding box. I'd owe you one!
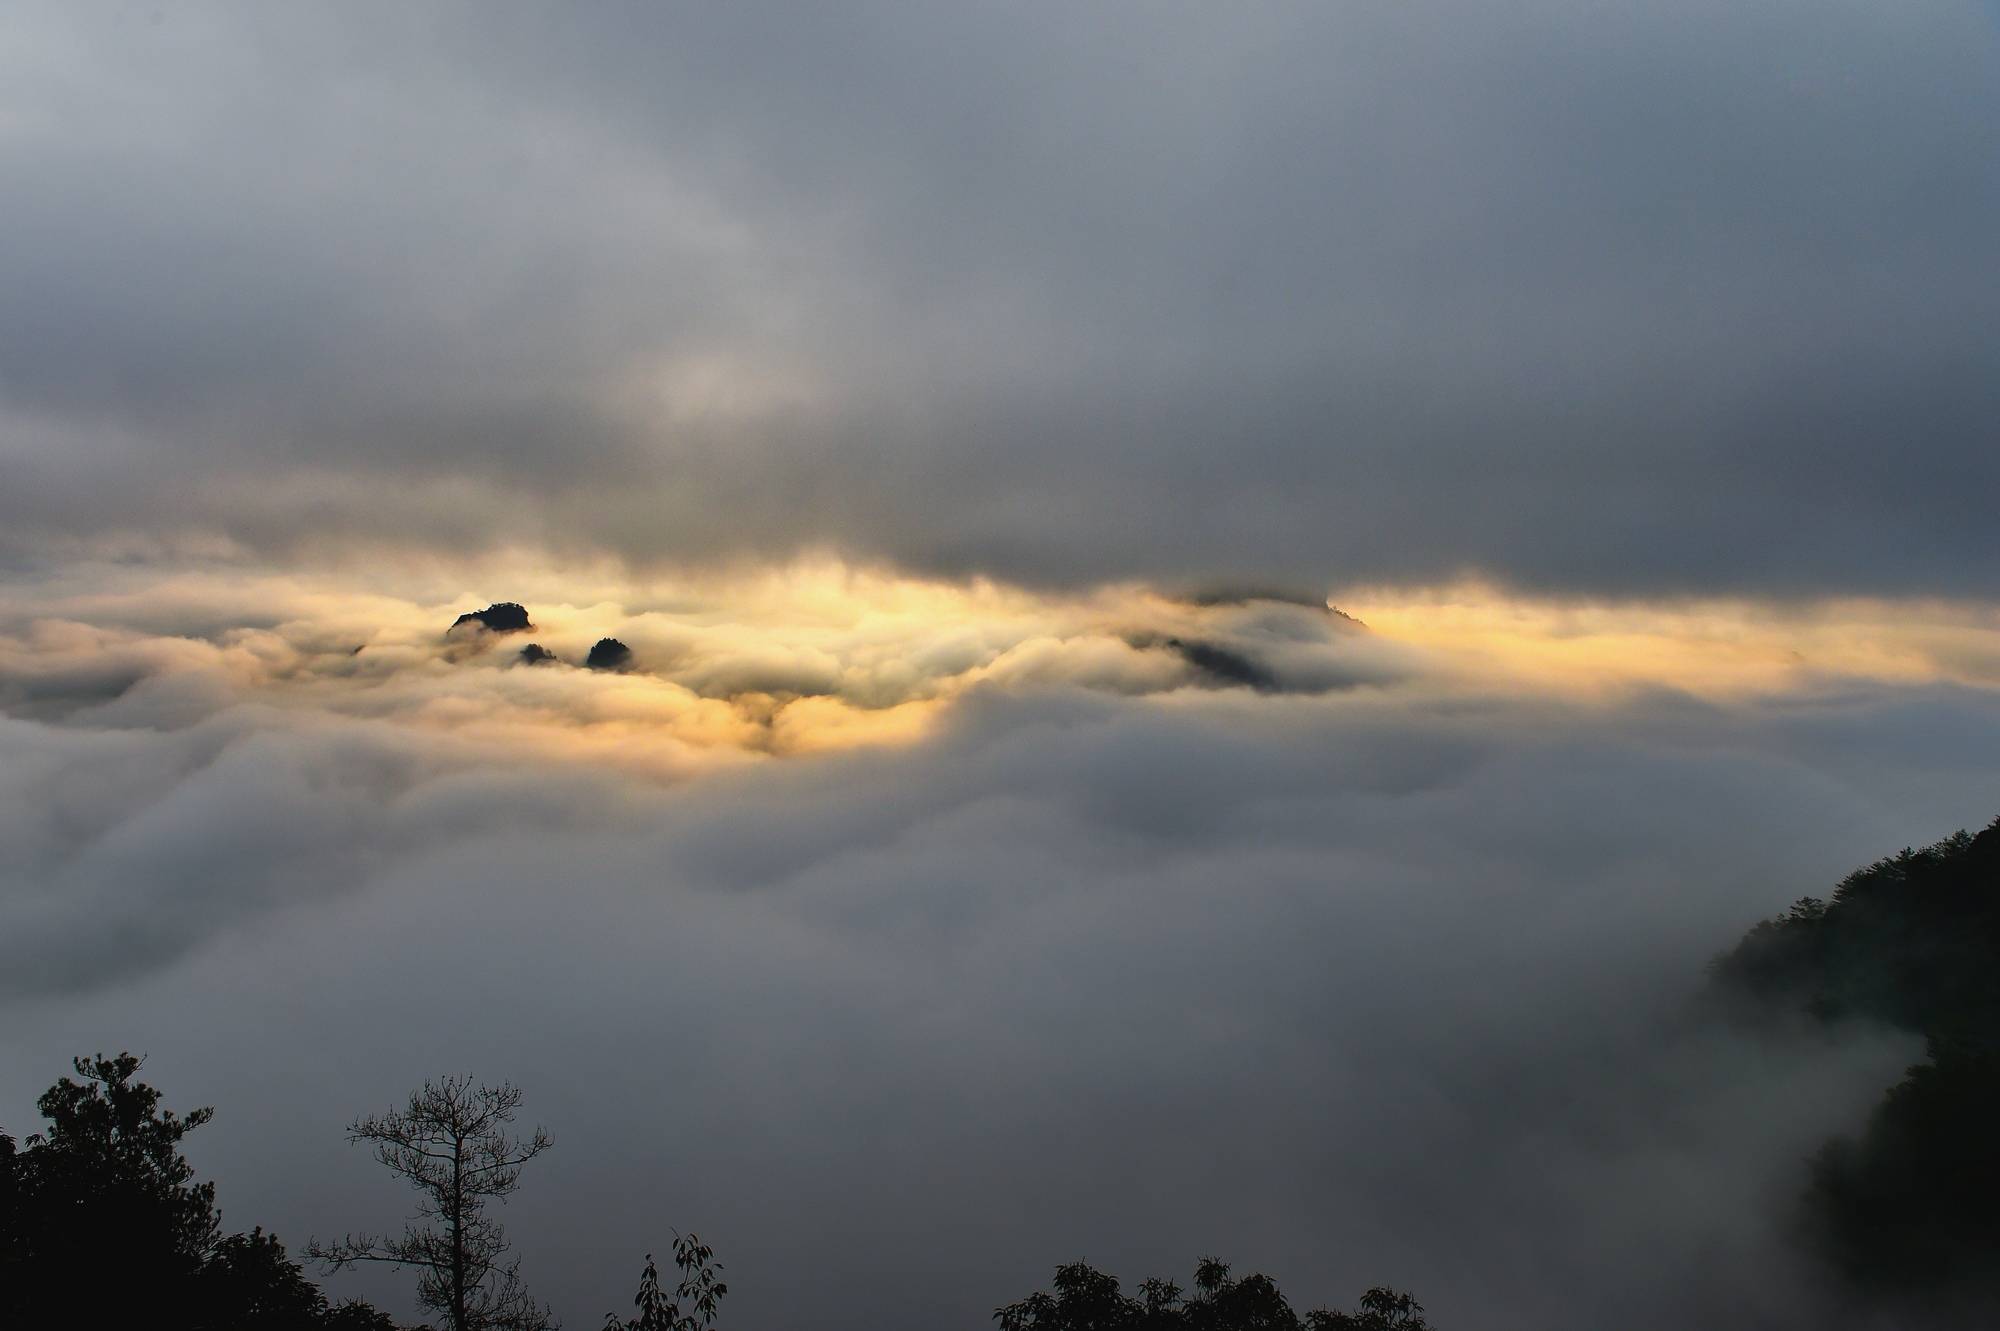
[2,1,1996,592]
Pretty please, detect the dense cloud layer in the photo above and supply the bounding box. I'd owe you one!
[2,2,1996,592]
[3,559,1997,997]
[4,563,2000,1327]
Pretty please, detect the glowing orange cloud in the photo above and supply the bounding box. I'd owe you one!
[3,559,1996,783]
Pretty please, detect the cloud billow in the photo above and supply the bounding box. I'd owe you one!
[4,563,2000,1325]
[4,635,1996,1327]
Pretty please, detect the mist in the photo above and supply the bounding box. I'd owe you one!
[5,568,1999,1326]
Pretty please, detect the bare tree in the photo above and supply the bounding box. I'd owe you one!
[309,1076,555,1331]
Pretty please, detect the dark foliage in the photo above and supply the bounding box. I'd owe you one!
[585,638,634,671]
[0,1053,394,1329]
[1709,817,2000,1296]
[604,1233,727,1331]
[204,1228,402,1329]
[519,643,557,665]
[1804,1039,2000,1287]
[1709,819,2000,1036]
[994,1258,1432,1331]
[451,603,534,634]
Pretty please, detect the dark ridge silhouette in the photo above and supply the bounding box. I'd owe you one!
[519,643,557,665]
[1708,818,2000,1040]
[450,602,533,634]
[1709,816,2000,1301]
[995,1258,1433,1330]
[586,637,634,671]
[1166,636,1281,692]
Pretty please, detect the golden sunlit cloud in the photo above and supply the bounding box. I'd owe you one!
[1336,583,2000,698]
[3,558,1998,785]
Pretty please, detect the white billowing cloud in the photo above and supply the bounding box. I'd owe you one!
[3,559,2000,1327]
[0,559,1421,768]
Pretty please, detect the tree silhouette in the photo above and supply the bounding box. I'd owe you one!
[1,1053,219,1323]
[1307,1287,1434,1330]
[995,1258,1433,1330]
[203,1227,400,1330]
[310,1075,555,1331]
[1,1053,392,1329]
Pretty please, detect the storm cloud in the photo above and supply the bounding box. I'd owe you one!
[1,1,1996,593]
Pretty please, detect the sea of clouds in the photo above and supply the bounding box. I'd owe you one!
[3,562,1998,1328]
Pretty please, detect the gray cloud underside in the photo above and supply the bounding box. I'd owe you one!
[6,652,2000,1328]
[2,1,1996,592]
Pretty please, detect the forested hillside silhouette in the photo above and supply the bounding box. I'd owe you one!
[1709,816,2000,1301]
